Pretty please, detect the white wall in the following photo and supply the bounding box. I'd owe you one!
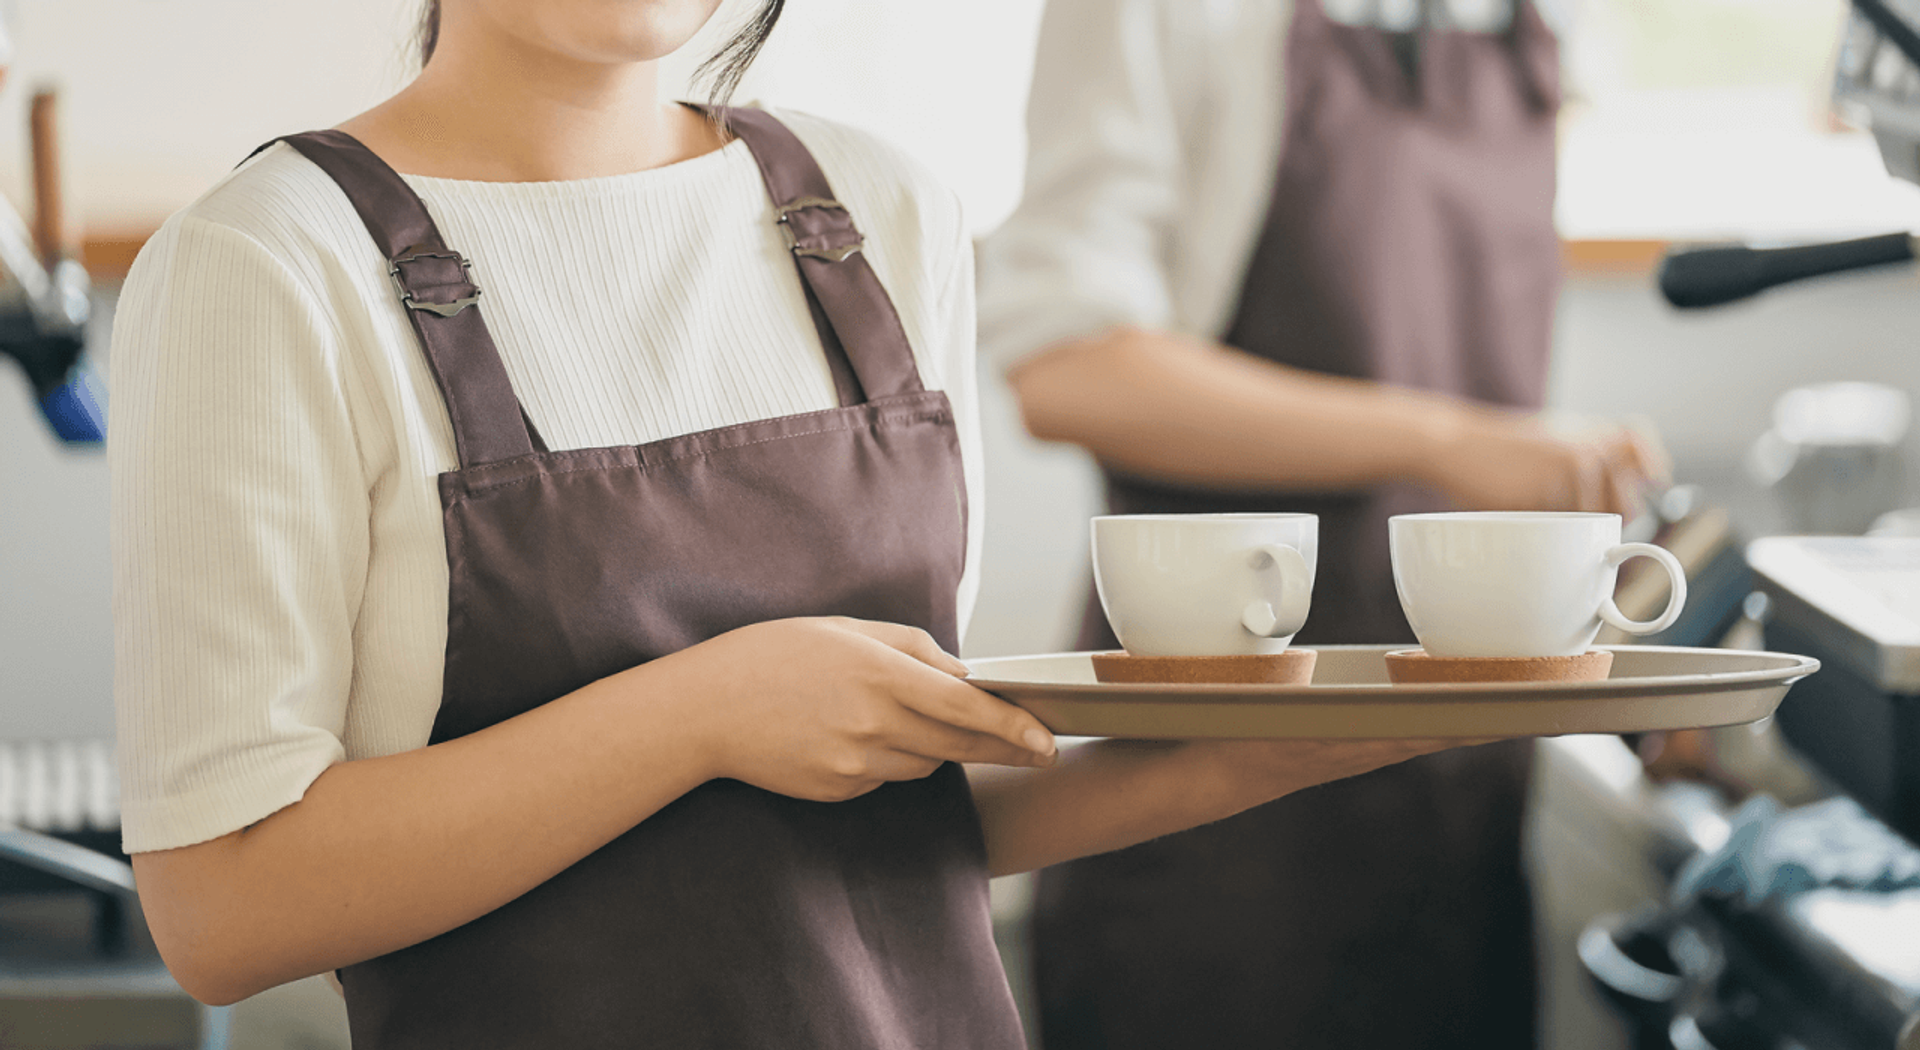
[0,0,1042,234]
[0,0,416,227]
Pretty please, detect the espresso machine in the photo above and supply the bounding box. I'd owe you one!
[1655,0,1920,849]
[0,78,101,447]
[1576,4,1920,1047]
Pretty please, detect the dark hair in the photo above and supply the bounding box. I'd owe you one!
[691,0,786,107]
[417,1,440,67]
[415,1,786,108]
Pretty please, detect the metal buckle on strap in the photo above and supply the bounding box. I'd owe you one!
[389,250,483,317]
[778,197,863,263]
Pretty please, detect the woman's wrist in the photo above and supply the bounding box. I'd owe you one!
[597,654,726,790]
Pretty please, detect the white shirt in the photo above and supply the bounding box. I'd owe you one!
[975,0,1566,370]
[110,109,983,855]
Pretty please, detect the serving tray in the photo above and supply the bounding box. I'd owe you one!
[964,645,1819,739]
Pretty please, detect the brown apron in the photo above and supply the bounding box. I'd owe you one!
[1040,2,1559,1046]
[265,109,1024,1049]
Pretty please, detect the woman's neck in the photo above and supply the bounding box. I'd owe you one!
[338,31,727,182]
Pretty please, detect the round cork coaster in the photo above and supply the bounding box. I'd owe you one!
[1090,649,1318,685]
[1382,649,1614,685]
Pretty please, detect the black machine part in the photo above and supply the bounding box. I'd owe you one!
[1658,234,1917,310]
[0,256,88,397]
[1582,878,1920,1050]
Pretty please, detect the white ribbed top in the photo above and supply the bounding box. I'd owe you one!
[109,109,983,854]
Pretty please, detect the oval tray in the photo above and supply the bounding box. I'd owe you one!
[964,645,1820,739]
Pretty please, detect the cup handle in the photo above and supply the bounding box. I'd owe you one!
[1240,543,1312,639]
[1597,542,1688,636]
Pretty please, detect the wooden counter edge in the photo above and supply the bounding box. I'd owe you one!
[81,230,155,282]
[81,228,1673,285]
[1560,238,1668,275]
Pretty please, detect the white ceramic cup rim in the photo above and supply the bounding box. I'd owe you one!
[1391,511,1624,525]
[1095,512,1318,523]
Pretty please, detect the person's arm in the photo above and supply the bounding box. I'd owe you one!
[980,0,1658,515]
[1008,325,1664,516]
[131,618,1056,1006]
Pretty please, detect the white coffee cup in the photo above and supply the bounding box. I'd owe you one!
[1092,513,1317,657]
[1388,512,1687,658]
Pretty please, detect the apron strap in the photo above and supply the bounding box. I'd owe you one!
[711,106,928,404]
[1309,0,1560,114]
[266,131,539,468]
[1504,0,1563,114]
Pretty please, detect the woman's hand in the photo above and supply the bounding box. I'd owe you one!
[649,616,1058,803]
[1424,408,1667,517]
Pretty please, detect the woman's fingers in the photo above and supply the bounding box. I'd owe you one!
[891,672,1057,759]
[831,618,1058,759]
[833,618,971,677]
[884,705,1057,768]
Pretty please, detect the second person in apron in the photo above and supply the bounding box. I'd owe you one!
[979,0,1664,1046]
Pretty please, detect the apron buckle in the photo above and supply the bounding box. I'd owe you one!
[778,197,864,263]
[390,250,484,317]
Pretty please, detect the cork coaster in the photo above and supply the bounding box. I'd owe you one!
[1382,649,1614,685]
[1090,649,1318,685]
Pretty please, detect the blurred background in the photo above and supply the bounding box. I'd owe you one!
[2,0,1918,1047]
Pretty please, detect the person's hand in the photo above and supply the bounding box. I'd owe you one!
[1425,408,1667,517]
[646,617,1058,803]
[1179,736,1494,802]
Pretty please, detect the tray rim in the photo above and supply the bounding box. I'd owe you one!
[964,644,1821,707]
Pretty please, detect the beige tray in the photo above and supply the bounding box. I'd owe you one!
[964,645,1819,739]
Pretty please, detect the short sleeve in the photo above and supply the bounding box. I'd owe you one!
[111,215,368,854]
[974,0,1187,370]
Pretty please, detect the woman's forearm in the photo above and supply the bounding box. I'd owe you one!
[132,665,715,1006]
[969,742,1248,876]
[132,616,1057,1007]
[969,736,1466,877]
[1007,325,1463,493]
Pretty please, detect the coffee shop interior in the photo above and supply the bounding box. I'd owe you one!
[3,0,1919,1047]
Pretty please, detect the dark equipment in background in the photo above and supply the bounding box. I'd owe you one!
[1658,232,1914,309]
[1579,792,1920,1050]
[0,88,100,445]
[1584,3,1920,1048]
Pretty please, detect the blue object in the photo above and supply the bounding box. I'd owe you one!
[36,362,103,444]
[1675,795,1920,907]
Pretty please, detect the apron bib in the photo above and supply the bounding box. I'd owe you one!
[266,109,1023,1050]
[1042,3,1558,1046]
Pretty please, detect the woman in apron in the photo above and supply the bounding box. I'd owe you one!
[977,0,1663,1046]
[110,2,1469,1046]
